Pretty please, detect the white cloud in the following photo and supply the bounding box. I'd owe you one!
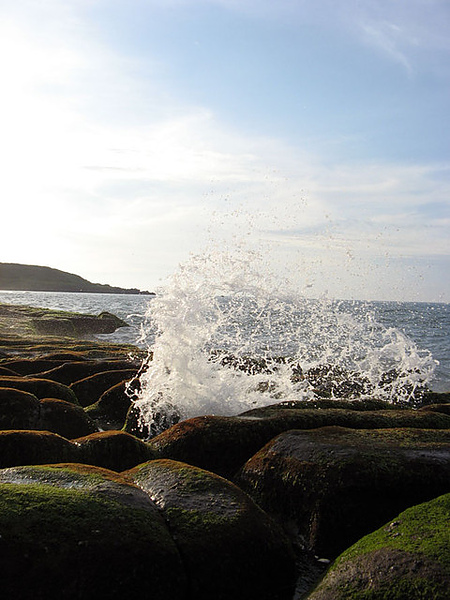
[0,0,448,300]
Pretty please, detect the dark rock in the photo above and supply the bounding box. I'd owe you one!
[0,430,78,467]
[0,387,40,429]
[40,351,89,361]
[31,312,129,337]
[420,390,450,405]
[124,400,181,440]
[124,458,297,600]
[0,463,185,599]
[149,409,450,479]
[0,358,69,376]
[239,398,404,417]
[70,369,138,406]
[419,403,450,416]
[236,426,450,558]
[75,430,156,471]
[0,376,79,404]
[38,398,98,439]
[308,493,450,600]
[86,379,139,430]
[149,415,281,478]
[34,359,140,386]
[0,365,20,376]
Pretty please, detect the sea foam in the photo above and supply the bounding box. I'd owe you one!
[132,251,436,435]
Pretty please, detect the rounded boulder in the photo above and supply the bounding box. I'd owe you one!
[236,426,450,557]
[308,493,450,600]
[0,463,186,599]
[124,458,297,600]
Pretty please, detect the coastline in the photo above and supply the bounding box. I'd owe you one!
[0,303,449,599]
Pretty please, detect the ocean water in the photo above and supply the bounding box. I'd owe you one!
[1,258,449,432]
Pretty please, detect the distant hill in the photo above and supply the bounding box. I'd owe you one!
[0,263,153,295]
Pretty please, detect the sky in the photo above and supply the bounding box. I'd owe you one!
[0,0,449,301]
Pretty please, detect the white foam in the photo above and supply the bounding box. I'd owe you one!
[133,251,437,434]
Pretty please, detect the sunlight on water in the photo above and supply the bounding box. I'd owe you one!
[133,251,437,435]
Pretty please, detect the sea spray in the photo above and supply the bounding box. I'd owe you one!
[132,251,437,436]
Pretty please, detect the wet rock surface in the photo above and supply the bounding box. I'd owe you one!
[0,463,185,600]
[124,459,297,600]
[0,303,129,338]
[235,426,450,557]
[148,407,450,479]
[307,493,450,600]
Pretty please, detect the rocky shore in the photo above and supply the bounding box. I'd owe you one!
[0,303,449,599]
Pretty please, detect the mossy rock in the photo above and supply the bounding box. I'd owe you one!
[75,430,156,471]
[124,400,180,440]
[40,351,89,361]
[0,358,68,376]
[149,409,450,479]
[236,427,450,558]
[35,359,140,386]
[37,398,98,439]
[30,312,129,337]
[0,376,79,404]
[148,415,283,478]
[419,403,450,416]
[308,493,450,600]
[420,391,450,406]
[70,369,138,406]
[124,458,296,600]
[240,407,450,430]
[0,464,186,599]
[0,430,78,467]
[0,387,40,429]
[86,380,138,430]
[239,398,404,417]
[0,365,20,376]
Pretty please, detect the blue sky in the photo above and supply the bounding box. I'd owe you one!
[0,0,449,301]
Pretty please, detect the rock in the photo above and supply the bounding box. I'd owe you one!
[419,403,450,416]
[0,365,20,376]
[37,398,98,439]
[0,376,79,404]
[31,312,129,336]
[85,379,139,430]
[75,430,156,471]
[0,358,69,376]
[34,359,140,386]
[420,391,450,405]
[236,427,450,557]
[124,400,181,440]
[0,463,186,599]
[70,369,138,406]
[40,351,89,361]
[124,458,297,600]
[0,430,78,467]
[149,409,450,479]
[0,387,41,429]
[239,398,404,417]
[148,415,281,478]
[307,493,450,600]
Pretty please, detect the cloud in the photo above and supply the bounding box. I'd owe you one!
[0,0,448,300]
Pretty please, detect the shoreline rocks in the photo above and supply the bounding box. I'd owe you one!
[308,493,450,600]
[0,303,130,339]
[0,305,449,599]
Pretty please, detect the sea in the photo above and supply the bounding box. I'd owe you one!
[0,256,449,430]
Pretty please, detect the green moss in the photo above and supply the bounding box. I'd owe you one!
[334,577,448,600]
[0,464,128,488]
[335,494,450,570]
[165,505,230,529]
[0,482,168,547]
